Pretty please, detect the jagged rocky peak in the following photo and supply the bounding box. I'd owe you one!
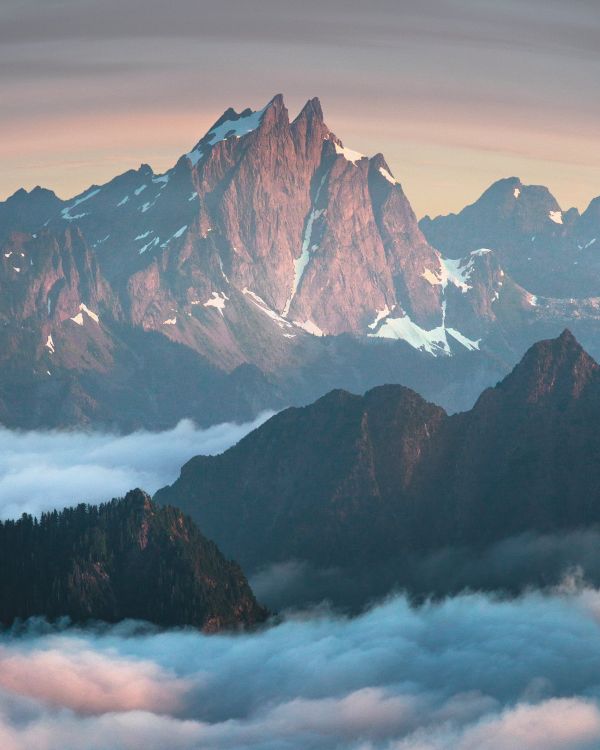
[294,95,324,123]
[3,93,599,438]
[187,93,291,160]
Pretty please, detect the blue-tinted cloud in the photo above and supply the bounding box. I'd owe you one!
[0,414,272,520]
[2,588,600,747]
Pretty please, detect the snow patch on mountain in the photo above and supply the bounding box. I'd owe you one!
[369,312,450,354]
[62,189,101,221]
[203,292,228,316]
[368,306,393,329]
[283,214,326,316]
[160,226,187,248]
[440,257,474,293]
[334,142,365,165]
[70,303,99,326]
[549,210,563,225]
[423,254,480,294]
[187,106,267,166]
[379,167,398,185]
[283,173,328,317]
[80,303,99,324]
[446,328,480,351]
[368,302,479,354]
[294,319,324,337]
[243,288,295,331]
[139,237,159,254]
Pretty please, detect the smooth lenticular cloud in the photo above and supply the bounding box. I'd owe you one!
[0,414,273,520]
[2,589,600,748]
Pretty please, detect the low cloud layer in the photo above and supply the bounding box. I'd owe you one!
[0,414,272,520]
[2,588,600,748]
[250,529,600,612]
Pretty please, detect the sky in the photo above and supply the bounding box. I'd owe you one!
[0,0,598,218]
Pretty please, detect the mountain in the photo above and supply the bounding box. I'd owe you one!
[1,96,598,429]
[155,331,600,604]
[0,489,267,631]
[0,186,64,242]
[420,177,600,299]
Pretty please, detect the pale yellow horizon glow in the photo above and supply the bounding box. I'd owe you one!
[1,102,598,219]
[1,0,597,218]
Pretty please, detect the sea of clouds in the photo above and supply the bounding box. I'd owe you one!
[0,414,273,520]
[1,587,600,749]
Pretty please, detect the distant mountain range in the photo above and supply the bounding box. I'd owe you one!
[420,177,600,298]
[156,330,600,606]
[1,95,598,429]
[0,489,266,631]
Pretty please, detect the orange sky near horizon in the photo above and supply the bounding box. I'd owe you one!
[1,0,598,218]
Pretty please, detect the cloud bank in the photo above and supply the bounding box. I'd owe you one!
[2,588,600,748]
[0,414,272,520]
[250,529,600,612]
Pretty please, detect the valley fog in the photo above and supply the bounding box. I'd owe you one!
[2,588,600,749]
[0,414,272,520]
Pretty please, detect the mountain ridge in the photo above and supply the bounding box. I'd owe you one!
[0,94,598,430]
[0,489,267,631]
[155,330,600,578]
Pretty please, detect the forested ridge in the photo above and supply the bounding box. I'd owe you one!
[0,489,266,631]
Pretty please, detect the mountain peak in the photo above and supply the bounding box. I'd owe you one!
[266,92,285,109]
[494,329,598,405]
[187,99,272,164]
[294,96,324,124]
[5,185,58,205]
[0,492,267,630]
[558,327,578,345]
[122,487,153,513]
[582,195,600,221]
[474,177,560,213]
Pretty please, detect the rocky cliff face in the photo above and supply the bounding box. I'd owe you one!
[32,94,449,343]
[0,489,267,631]
[0,95,598,429]
[155,331,600,575]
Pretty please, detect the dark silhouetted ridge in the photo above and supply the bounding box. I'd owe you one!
[0,489,267,631]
